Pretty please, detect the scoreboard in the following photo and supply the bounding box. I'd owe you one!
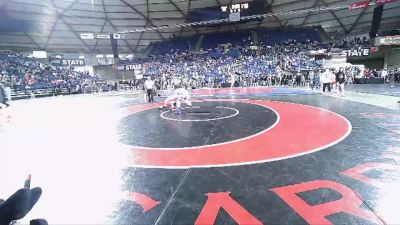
[187,0,266,26]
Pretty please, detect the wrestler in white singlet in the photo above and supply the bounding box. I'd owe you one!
[174,88,192,109]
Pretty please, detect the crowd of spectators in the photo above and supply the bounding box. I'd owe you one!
[0,52,115,98]
[0,33,399,102]
[363,68,400,83]
[142,38,328,89]
[137,36,394,89]
[330,36,371,49]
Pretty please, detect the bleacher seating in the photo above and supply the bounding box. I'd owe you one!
[201,30,253,50]
[0,53,115,100]
[2,27,391,102]
[149,28,321,55]
[257,28,321,46]
[151,36,198,55]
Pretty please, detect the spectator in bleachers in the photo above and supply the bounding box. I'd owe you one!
[0,83,10,108]
[395,69,400,83]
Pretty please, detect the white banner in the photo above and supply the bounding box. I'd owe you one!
[62,59,85,66]
[80,33,94,39]
[333,49,370,57]
[96,34,110,39]
[116,64,143,71]
[125,64,142,71]
[379,35,400,46]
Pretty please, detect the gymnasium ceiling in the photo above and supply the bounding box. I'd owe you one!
[0,0,399,53]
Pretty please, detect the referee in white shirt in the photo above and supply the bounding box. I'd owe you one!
[144,76,155,103]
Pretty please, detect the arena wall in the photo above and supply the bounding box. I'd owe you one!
[94,65,135,81]
[387,47,400,69]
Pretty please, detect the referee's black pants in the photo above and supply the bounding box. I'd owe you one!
[146,89,154,102]
[323,83,331,92]
[1,99,9,108]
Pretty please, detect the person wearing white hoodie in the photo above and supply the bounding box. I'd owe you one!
[321,69,331,93]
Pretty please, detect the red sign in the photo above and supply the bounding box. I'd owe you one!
[371,47,379,53]
[376,0,398,5]
[349,1,370,10]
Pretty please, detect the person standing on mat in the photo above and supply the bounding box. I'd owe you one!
[144,76,155,103]
[336,68,345,96]
[321,69,331,93]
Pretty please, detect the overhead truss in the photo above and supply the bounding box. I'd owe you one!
[0,0,398,53]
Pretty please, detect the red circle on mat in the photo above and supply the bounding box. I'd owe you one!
[124,99,351,168]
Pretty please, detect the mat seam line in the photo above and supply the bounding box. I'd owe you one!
[153,169,191,225]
